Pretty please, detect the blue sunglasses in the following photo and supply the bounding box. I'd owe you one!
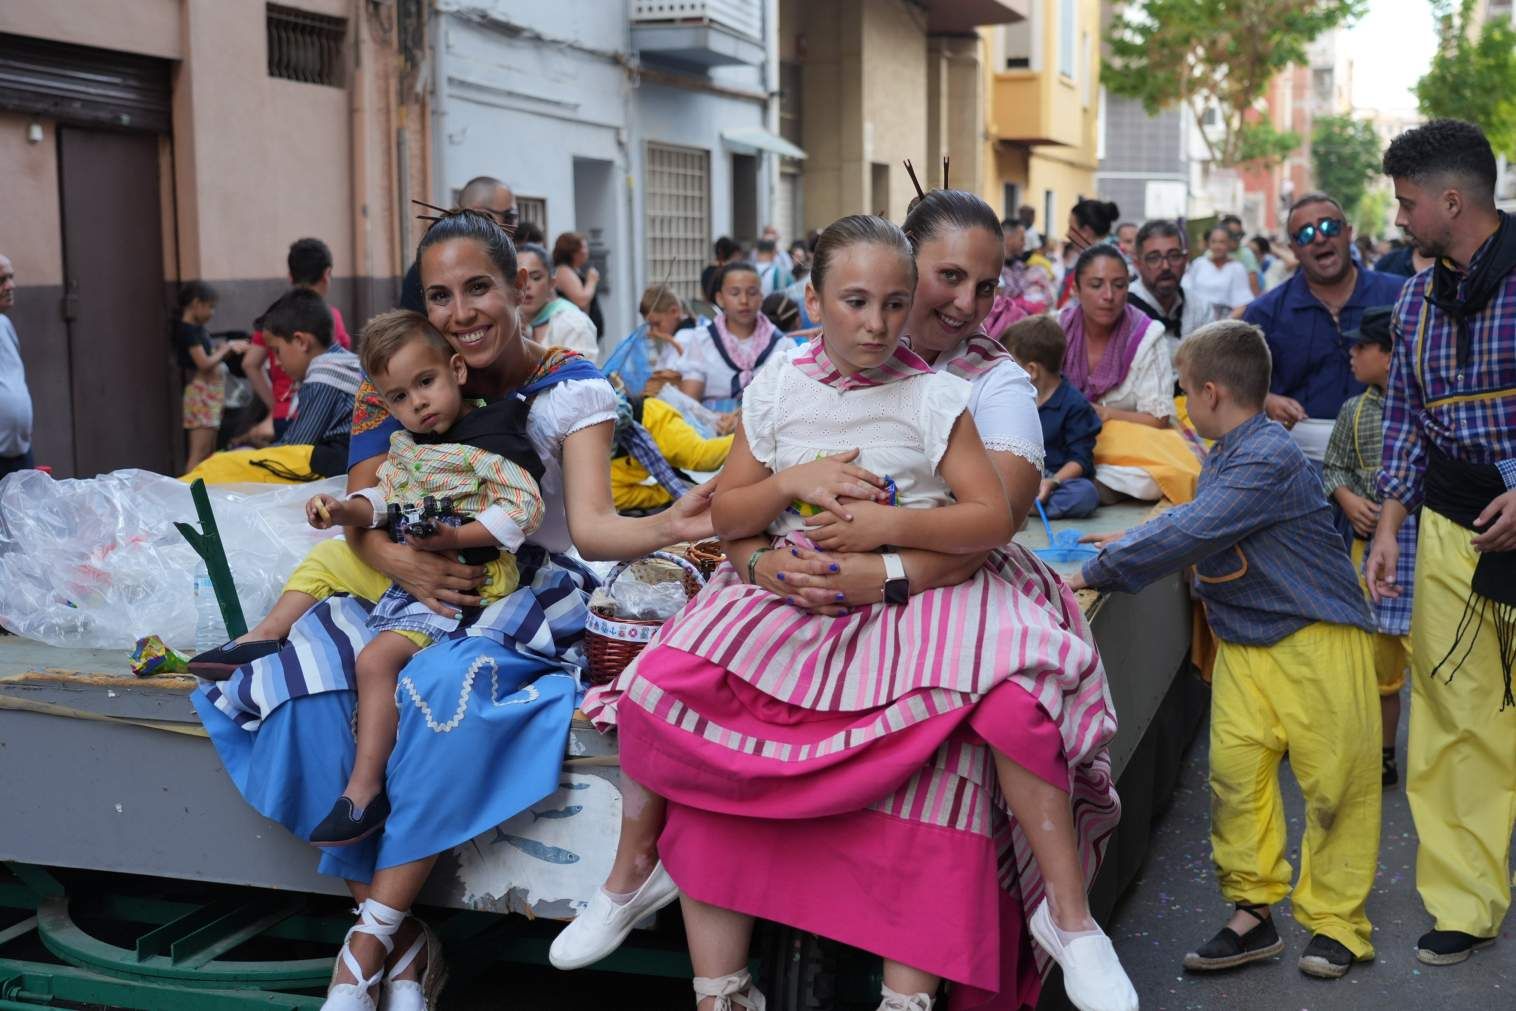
[1291,217,1344,246]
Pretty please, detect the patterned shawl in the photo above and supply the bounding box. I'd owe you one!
[792,334,935,390]
[712,311,779,392]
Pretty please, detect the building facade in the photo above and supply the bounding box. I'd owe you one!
[430,0,800,340]
[0,0,427,478]
[981,0,1103,242]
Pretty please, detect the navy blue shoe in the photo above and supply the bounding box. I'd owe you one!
[187,638,283,679]
[311,794,391,847]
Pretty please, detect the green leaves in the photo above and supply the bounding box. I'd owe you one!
[1415,0,1516,157]
[1311,115,1382,217]
[1105,0,1365,166]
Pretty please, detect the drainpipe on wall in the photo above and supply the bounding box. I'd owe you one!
[763,0,780,230]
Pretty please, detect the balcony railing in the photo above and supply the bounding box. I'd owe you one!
[630,0,764,68]
[631,1,762,42]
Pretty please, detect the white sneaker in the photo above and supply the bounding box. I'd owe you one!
[1028,899,1139,1011]
[548,861,680,970]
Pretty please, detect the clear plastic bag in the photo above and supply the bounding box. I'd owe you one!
[656,385,724,440]
[0,469,345,650]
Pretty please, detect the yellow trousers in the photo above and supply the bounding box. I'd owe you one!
[284,538,517,648]
[1210,622,1382,957]
[1349,537,1410,695]
[1408,507,1516,937]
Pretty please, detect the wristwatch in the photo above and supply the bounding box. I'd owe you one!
[881,552,909,605]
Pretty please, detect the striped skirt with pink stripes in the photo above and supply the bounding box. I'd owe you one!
[589,541,1120,1008]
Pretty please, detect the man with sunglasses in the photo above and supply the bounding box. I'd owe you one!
[1368,118,1516,971]
[399,175,517,313]
[1241,192,1406,466]
[1127,219,1211,360]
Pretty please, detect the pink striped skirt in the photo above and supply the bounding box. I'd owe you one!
[594,543,1121,1008]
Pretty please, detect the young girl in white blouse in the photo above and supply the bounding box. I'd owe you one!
[600,214,1137,1011]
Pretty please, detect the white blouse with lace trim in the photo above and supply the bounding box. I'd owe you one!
[742,357,973,540]
[1095,318,1176,421]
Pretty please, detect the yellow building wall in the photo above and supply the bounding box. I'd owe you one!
[980,0,1101,241]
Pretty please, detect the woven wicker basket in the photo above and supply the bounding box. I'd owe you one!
[684,538,727,580]
[584,551,705,686]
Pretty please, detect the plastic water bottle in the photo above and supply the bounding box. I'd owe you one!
[193,561,226,654]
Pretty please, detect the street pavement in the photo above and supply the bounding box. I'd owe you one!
[1107,682,1515,1011]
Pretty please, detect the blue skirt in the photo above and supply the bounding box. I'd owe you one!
[193,549,595,882]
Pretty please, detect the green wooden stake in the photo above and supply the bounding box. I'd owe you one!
[173,479,248,640]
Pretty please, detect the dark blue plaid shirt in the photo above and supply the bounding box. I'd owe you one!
[1081,413,1374,646]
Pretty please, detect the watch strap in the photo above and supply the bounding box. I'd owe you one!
[881,552,906,581]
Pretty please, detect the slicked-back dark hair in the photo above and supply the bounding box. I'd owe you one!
[1072,244,1129,285]
[902,189,1003,250]
[1071,199,1120,237]
[1382,118,1497,198]
[811,214,916,295]
[261,287,334,347]
[416,209,519,284]
[287,237,334,286]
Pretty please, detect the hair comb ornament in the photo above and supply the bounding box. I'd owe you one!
[903,159,926,200]
[412,198,518,237]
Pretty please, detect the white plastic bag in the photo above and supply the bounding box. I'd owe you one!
[0,469,344,650]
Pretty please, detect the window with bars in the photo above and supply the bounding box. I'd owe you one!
[644,143,710,303]
[267,4,347,88]
[516,196,548,238]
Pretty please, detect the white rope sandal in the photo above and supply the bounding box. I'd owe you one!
[381,916,448,1011]
[692,969,767,1010]
[878,984,936,1010]
[321,899,405,1011]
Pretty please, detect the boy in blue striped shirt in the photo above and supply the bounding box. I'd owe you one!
[1068,320,1381,982]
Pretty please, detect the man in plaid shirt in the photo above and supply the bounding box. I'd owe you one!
[1071,321,1381,982]
[1368,119,1516,968]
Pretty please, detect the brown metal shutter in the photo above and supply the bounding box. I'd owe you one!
[0,33,171,133]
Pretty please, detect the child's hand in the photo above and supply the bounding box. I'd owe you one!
[1038,479,1058,503]
[715,412,740,436]
[805,499,895,553]
[782,450,887,523]
[406,522,459,553]
[306,494,347,530]
[1339,491,1381,539]
[1079,529,1126,549]
[225,339,251,355]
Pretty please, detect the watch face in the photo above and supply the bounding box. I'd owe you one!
[884,578,909,605]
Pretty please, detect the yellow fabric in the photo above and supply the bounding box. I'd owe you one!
[1348,536,1409,694]
[612,397,734,511]
[1408,507,1516,937]
[180,445,317,485]
[1172,395,1215,451]
[1209,621,1381,957]
[283,537,519,615]
[1093,419,1202,504]
[392,628,433,649]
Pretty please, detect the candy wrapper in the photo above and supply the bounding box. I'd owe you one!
[130,635,190,677]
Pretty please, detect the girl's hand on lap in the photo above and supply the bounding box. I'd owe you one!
[805,500,894,553]
[783,450,886,523]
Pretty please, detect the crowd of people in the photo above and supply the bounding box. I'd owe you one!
[0,115,1512,1011]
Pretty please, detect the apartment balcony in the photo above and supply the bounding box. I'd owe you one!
[630,0,764,68]
[924,0,1028,33]
[991,71,1084,147]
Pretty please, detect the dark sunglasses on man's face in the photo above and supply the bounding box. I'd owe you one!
[1291,217,1344,247]
[1141,250,1189,268]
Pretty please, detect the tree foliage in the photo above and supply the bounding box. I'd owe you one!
[1105,0,1365,167]
[1415,0,1516,157]
[1311,114,1382,215]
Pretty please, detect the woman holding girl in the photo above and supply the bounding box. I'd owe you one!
[570,204,1134,1011]
[192,210,714,1011]
[1061,244,1199,504]
[518,241,600,360]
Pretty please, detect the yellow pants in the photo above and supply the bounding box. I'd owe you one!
[1210,621,1382,957]
[1349,537,1410,695]
[284,538,517,648]
[1408,507,1516,937]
